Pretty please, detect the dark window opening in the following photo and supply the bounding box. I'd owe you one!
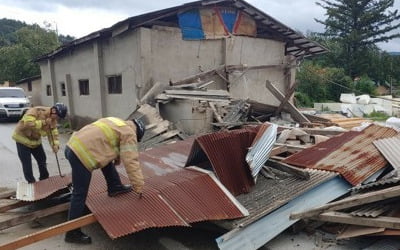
[79,79,90,95]
[46,85,52,96]
[107,75,122,94]
[60,82,66,96]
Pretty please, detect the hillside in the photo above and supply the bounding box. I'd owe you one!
[0,18,75,46]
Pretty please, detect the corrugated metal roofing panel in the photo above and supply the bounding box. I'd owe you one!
[186,127,259,195]
[246,123,277,180]
[86,139,248,239]
[283,130,361,167]
[350,177,400,193]
[16,175,72,201]
[374,136,400,170]
[221,169,337,229]
[283,124,398,186]
[314,125,397,185]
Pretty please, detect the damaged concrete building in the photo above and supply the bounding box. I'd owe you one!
[35,0,326,130]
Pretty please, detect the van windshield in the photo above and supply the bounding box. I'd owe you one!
[0,89,26,98]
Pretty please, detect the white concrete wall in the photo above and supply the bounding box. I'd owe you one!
[225,36,286,105]
[17,78,41,106]
[102,31,141,119]
[39,25,293,128]
[144,26,224,84]
[39,61,53,107]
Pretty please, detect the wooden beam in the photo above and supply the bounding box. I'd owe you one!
[0,214,97,250]
[300,128,345,136]
[290,185,400,220]
[170,66,225,86]
[0,203,69,231]
[0,190,15,199]
[265,80,309,123]
[275,81,298,116]
[265,159,310,180]
[0,199,26,213]
[270,146,287,156]
[209,102,224,123]
[314,211,400,230]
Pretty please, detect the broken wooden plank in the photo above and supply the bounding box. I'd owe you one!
[314,211,400,230]
[0,190,15,199]
[337,225,385,239]
[265,159,310,180]
[275,81,298,116]
[164,89,230,97]
[265,80,309,123]
[140,82,166,104]
[290,185,400,220]
[0,214,97,250]
[300,128,346,136]
[0,199,26,213]
[0,203,69,231]
[209,102,224,123]
[170,66,224,86]
[161,94,230,104]
[270,146,287,156]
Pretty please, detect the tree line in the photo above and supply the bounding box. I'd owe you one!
[0,18,74,83]
[296,0,400,107]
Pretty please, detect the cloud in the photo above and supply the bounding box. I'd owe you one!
[0,0,398,51]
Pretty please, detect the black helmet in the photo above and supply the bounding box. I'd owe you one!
[132,119,145,142]
[53,103,68,119]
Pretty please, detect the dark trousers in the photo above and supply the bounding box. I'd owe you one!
[16,142,48,183]
[64,146,123,220]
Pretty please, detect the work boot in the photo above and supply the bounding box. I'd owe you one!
[108,184,132,197]
[65,229,92,244]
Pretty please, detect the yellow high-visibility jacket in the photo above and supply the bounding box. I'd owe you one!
[67,117,144,193]
[12,106,59,148]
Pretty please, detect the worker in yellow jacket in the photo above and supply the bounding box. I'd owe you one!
[64,117,145,244]
[12,103,68,183]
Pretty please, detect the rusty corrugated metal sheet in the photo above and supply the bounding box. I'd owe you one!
[283,130,361,167]
[351,178,400,194]
[374,136,400,170]
[283,124,398,186]
[16,175,72,201]
[86,139,248,239]
[185,127,259,195]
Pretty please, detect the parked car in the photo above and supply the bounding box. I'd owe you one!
[0,87,31,120]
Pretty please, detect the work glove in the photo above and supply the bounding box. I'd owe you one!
[52,145,59,153]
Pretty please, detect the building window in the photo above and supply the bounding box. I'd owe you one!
[60,82,66,96]
[107,75,122,94]
[79,79,90,95]
[27,81,32,91]
[46,85,52,96]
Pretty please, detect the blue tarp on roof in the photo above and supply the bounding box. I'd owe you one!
[178,10,205,40]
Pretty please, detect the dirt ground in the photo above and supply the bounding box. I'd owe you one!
[1,121,399,250]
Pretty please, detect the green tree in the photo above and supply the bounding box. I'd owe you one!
[0,25,60,82]
[315,0,400,78]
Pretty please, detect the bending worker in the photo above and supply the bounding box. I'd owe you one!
[64,117,145,244]
[12,103,68,183]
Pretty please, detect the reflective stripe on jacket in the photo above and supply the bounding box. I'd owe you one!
[67,117,144,193]
[12,106,59,148]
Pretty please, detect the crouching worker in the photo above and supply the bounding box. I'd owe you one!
[12,103,68,183]
[64,117,146,244]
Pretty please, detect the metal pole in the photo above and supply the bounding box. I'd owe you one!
[49,131,64,177]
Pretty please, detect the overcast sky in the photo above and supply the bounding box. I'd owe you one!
[0,0,399,51]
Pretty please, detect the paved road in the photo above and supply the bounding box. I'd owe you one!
[0,121,70,189]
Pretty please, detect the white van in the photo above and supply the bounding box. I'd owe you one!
[0,87,31,120]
